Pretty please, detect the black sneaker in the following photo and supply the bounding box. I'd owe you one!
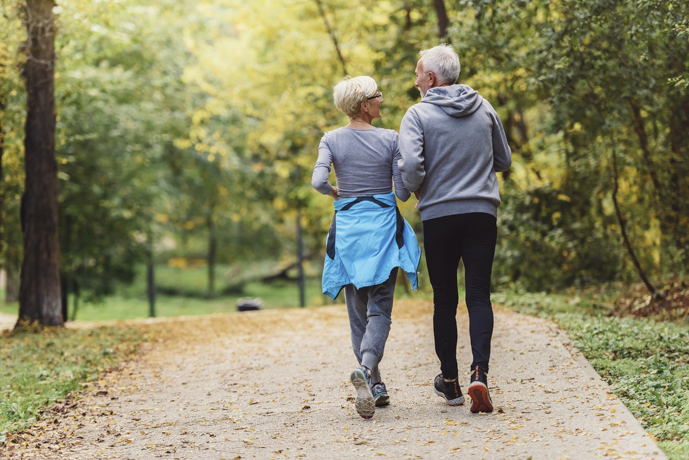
[467,366,493,413]
[350,367,375,419]
[371,382,390,407]
[433,374,465,406]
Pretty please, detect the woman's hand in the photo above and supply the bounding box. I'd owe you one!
[328,186,339,200]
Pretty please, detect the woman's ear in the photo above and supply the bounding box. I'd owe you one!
[361,101,369,113]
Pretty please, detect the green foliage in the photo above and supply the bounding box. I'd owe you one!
[2,0,688,305]
[55,0,197,299]
[0,326,144,440]
[435,0,689,290]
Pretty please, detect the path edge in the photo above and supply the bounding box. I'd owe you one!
[544,318,669,460]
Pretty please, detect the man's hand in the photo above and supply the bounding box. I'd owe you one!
[328,186,339,200]
[414,191,420,209]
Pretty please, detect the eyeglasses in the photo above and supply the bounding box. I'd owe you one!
[367,92,383,100]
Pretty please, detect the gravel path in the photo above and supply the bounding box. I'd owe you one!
[6,301,666,459]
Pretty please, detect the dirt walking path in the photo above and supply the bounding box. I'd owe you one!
[0,313,16,331]
[6,301,665,459]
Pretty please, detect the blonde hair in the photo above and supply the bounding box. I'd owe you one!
[333,76,378,119]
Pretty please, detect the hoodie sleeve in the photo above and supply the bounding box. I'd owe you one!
[311,134,334,195]
[391,132,411,202]
[490,108,512,172]
[398,108,426,192]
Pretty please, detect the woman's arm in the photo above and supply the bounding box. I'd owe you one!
[312,135,337,196]
[392,134,411,202]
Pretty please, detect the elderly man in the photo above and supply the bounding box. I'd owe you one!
[398,44,511,413]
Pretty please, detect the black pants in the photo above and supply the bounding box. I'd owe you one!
[423,212,497,379]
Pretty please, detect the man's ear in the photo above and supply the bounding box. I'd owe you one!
[428,72,437,87]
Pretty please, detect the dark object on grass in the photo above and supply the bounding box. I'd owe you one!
[237,298,262,312]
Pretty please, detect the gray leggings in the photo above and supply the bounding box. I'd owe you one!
[344,268,398,384]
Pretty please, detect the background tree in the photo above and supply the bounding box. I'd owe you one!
[17,0,61,327]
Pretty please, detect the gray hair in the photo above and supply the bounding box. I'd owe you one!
[419,44,460,85]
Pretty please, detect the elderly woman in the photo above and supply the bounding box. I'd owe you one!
[312,76,421,420]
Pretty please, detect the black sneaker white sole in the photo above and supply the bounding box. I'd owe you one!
[434,387,466,406]
[350,368,375,419]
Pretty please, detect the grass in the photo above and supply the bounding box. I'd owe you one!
[0,272,335,323]
[0,325,147,443]
[494,290,689,459]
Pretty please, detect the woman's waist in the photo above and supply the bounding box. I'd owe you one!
[334,192,397,211]
[335,186,394,199]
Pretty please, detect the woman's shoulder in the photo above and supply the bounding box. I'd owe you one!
[369,128,399,144]
[379,128,400,147]
[320,127,346,145]
[378,127,399,137]
[322,126,347,136]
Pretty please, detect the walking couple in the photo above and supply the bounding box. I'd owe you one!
[311,45,512,419]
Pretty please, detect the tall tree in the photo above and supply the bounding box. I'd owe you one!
[17,0,62,327]
[434,0,448,39]
[0,84,5,266]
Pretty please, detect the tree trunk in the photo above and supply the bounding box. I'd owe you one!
[404,2,412,31]
[314,0,347,75]
[147,241,156,318]
[585,84,656,294]
[434,0,449,39]
[0,93,5,265]
[609,137,656,294]
[17,0,62,327]
[60,213,72,322]
[70,280,79,321]
[628,101,662,193]
[207,212,216,298]
[296,208,305,308]
[1,32,7,271]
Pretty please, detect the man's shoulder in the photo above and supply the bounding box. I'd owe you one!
[404,102,425,115]
[402,103,428,124]
[479,98,496,113]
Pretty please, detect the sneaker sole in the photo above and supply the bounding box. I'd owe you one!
[374,394,390,407]
[433,388,465,406]
[467,381,493,413]
[350,369,375,419]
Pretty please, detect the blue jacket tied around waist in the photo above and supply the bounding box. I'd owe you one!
[322,192,421,299]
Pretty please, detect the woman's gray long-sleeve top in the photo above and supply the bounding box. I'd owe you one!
[311,127,411,202]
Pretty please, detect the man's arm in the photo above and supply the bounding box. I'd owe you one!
[398,108,426,192]
[490,109,512,172]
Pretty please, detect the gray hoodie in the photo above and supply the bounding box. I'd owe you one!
[398,84,511,221]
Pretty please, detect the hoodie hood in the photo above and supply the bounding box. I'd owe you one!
[421,84,483,118]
